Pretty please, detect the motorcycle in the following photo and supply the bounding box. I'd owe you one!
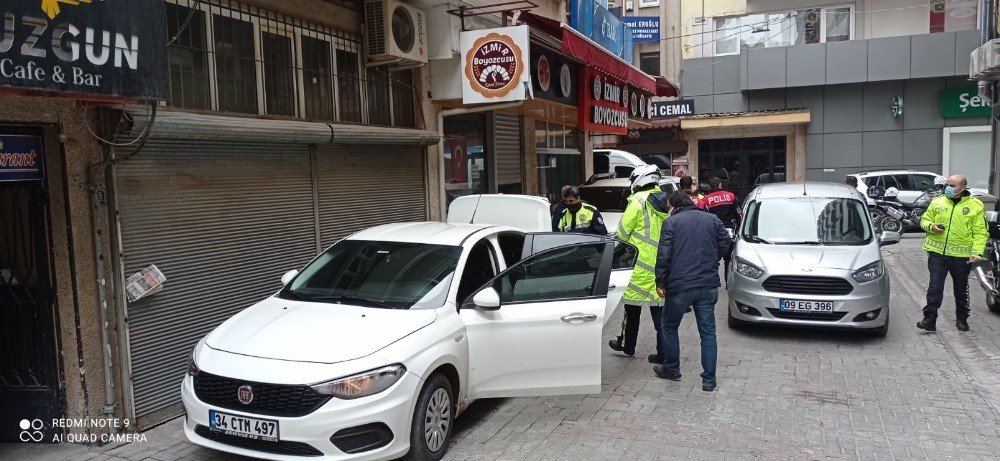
[867,186,942,235]
[972,211,1000,313]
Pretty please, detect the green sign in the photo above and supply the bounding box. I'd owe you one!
[940,87,991,118]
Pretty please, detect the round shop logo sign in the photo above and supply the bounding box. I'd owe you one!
[592,75,602,100]
[630,92,638,116]
[465,33,524,98]
[621,85,629,107]
[559,64,572,98]
[537,55,551,92]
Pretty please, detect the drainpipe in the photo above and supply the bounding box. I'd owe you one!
[87,157,118,420]
[437,100,526,215]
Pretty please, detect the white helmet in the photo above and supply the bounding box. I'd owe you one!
[629,164,661,192]
[934,176,946,186]
[884,187,899,197]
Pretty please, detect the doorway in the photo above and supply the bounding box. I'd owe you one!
[698,136,787,199]
[0,180,61,442]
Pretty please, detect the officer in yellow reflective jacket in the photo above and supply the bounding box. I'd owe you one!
[917,174,988,333]
[555,186,608,235]
[608,165,671,363]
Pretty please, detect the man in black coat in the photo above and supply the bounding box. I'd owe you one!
[652,191,732,392]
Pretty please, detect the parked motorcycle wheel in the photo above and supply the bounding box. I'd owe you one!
[879,215,903,234]
[988,270,1000,313]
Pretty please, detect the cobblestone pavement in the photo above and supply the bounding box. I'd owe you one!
[4,234,1000,461]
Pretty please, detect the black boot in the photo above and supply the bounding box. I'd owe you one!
[608,339,634,356]
[647,354,663,364]
[956,318,969,332]
[916,317,936,331]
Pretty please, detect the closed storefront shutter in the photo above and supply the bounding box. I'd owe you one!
[493,112,522,188]
[115,142,316,427]
[112,108,436,427]
[315,145,427,248]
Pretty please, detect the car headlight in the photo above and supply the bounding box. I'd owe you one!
[852,261,884,283]
[186,351,200,377]
[310,365,407,399]
[734,257,764,279]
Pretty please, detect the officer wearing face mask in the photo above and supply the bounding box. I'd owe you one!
[556,186,608,235]
[918,174,988,333]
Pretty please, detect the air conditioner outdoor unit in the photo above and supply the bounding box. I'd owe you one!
[364,0,428,67]
[971,39,1000,80]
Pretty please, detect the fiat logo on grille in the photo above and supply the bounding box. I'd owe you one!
[237,385,254,405]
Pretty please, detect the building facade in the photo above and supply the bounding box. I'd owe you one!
[1,0,439,440]
[676,0,989,197]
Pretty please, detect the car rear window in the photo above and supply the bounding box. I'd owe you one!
[580,186,628,212]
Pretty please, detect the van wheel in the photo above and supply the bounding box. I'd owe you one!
[403,374,454,461]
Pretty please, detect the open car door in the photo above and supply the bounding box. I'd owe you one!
[460,240,618,399]
[520,233,636,321]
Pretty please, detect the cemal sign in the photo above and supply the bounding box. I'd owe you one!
[0,0,167,100]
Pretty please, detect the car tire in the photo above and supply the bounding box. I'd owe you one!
[871,312,889,337]
[403,374,454,461]
[727,310,744,330]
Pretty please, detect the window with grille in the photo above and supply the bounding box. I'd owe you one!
[213,15,257,113]
[302,36,334,120]
[165,3,210,109]
[162,0,416,127]
[262,32,296,116]
[337,50,363,123]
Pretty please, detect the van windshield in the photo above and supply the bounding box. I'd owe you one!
[742,197,872,245]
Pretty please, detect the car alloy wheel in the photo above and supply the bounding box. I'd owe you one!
[424,387,451,452]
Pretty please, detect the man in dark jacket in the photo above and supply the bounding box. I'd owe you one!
[652,191,732,392]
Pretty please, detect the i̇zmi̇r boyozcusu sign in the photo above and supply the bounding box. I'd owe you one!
[460,26,530,105]
[0,0,167,100]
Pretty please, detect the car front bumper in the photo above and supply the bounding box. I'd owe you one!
[180,370,420,461]
[727,273,890,330]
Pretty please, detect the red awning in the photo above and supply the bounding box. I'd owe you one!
[520,12,677,97]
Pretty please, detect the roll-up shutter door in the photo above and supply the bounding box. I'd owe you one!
[115,141,316,428]
[493,112,521,186]
[315,145,427,248]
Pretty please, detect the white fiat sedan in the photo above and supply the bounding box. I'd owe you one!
[181,197,634,461]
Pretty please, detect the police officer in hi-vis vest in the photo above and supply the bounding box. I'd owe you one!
[609,165,672,363]
[555,186,608,235]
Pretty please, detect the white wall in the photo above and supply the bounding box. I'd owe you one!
[864,0,932,38]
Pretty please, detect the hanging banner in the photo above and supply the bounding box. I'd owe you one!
[460,26,530,104]
[0,0,168,100]
[568,0,634,62]
[0,134,45,181]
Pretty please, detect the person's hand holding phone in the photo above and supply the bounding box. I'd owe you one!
[931,223,945,233]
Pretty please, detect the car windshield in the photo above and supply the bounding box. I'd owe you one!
[742,197,872,245]
[279,240,462,310]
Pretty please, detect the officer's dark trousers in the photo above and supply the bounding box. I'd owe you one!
[617,304,663,356]
[924,251,972,321]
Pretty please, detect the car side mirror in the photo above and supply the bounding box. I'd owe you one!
[280,269,299,285]
[468,287,501,311]
[878,231,901,247]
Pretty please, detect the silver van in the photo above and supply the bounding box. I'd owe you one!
[726,183,901,336]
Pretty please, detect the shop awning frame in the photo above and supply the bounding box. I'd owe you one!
[519,12,678,97]
[123,107,441,146]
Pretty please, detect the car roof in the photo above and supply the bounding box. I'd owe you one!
[581,178,631,188]
[855,170,937,177]
[750,182,862,200]
[347,222,506,246]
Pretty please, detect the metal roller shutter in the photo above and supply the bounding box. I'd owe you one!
[315,145,427,248]
[493,112,521,186]
[115,141,316,428]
